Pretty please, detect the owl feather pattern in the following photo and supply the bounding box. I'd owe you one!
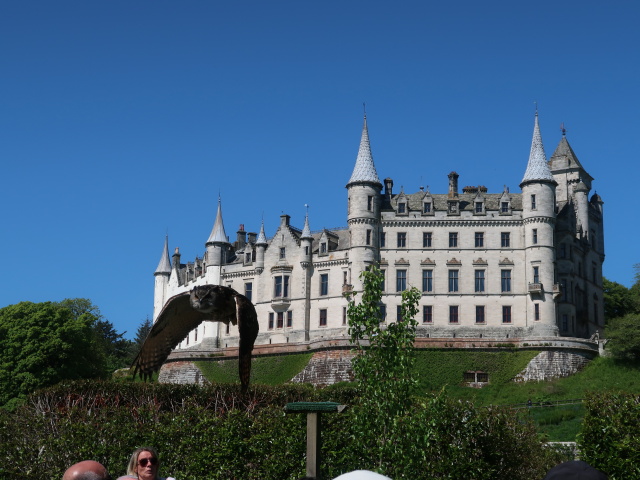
[133,285,259,393]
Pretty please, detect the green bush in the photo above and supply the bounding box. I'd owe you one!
[578,392,640,479]
[0,381,564,480]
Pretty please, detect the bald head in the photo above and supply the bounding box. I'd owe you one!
[62,460,109,480]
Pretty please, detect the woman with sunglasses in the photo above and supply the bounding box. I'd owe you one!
[117,446,175,480]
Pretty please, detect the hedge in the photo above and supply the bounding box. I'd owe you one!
[0,380,563,479]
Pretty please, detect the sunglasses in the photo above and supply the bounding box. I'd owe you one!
[138,457,158,467]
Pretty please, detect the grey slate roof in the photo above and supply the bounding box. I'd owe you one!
[387,192,522,212]
[256,222,268,245]
[206,197,228,244]
[347,114,381,186]
[521,113,555,185]
[155,235,172,274]
[301,214,312,239]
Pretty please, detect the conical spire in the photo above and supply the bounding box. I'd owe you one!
[154,235,172,275]
[301,210,312,239]
[256,221,268,245]
[521,112,555,185]
[347,114,381,186]
[206,197,228,244]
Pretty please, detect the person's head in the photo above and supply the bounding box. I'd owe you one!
[126,446,160,479]
[62,460,110,480]
[543,460,608,480]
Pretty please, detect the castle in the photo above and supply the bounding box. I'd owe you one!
[153,112,605,351]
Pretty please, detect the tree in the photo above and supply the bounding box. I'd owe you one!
[0,301,107,408]
[126,316,153,364]
[605,313,640,361]
[603,278,638,321]
[346,266,421,470]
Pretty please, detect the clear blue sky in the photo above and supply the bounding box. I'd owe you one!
[2,1,639,339]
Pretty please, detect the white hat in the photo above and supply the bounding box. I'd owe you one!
[333,471,392,480]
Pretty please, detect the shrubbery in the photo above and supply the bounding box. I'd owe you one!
[579,392,640,479]
[0,381,565,480]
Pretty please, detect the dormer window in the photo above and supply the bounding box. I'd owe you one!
[475,202,483,213]
[423,202,432,213]
[320,242,327,254]
[398,202,406,214]
[501,202,509,213]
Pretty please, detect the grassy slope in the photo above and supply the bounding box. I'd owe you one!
[194,349,640,441]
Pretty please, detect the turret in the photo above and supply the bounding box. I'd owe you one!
[346,113,382,288]
[205,197,229,284]
[153,235,172,320]
[520,112,558,336]
[255,221,267,272]
[574,180,590,241]
[300,210,313,267]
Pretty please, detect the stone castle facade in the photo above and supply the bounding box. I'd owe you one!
[153,112,605,351]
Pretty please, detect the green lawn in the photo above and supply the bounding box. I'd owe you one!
[193,349,640,442]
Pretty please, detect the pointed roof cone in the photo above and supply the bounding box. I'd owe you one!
[256,221,268,245]
[549,136,594,182]
[301,212,312,239]
[347,114,381,186]
[155,235,172,275]
[521,112,555,186]
[206,197,228,244]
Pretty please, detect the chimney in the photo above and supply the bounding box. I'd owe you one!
[280,214,290,227]
[448,172,459,198]
[236,224,247,250]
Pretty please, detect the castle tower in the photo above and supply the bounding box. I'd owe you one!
[300,211,313,341]
[520,112,558,336]
[205,197,229,285]
[153,235,172,321]
[346,113,382,290]
[255,221,267,273]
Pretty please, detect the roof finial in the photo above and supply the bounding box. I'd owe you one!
[560,122,567,136]
[363,102,366,118]
[534,100,538,116]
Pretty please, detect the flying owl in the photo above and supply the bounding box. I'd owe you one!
[133,285,259,392]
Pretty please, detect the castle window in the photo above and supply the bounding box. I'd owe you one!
[343,271,348,285]
[501,202,509,213]
[475,232,484,248]
[535,303,540,321]
[501,232,510,248]
[245,282,253,301]
[397,232,407,248]
[592,263,597,282]
[533,266,540,284]
[423,232,432,248]
[398,202,406,214]
[277,312,284,329]
[397,305,403,322]
[366,229,371,245]
[449,232,458,248]
[280,247,286,259]
[531,194,537,210]
[268,312,274,330]
[380,232,386,247]
[501,270,511,292]
[423,305,433,323]
[532,228,538,244]
[320,273,329,296]
[448,270,459,292]
[367,195,373,211]
[274,275,290,297]
[475,305,485,323]
[225,323,229,335]
[422,269,433,292]
[475,202,483,213]
[502,306,512,323]
[245,252,251,263]
[562,314,568,331]
[342,307,347,325]
[319,309,327,327]
[423,202,432,213]
[320,242,327,254]
[474,270,485,293]
[287,311,293,327]
[380,269,386,291]
[396,270,407,292]
[449,305,459,323]
[380,304,387,322]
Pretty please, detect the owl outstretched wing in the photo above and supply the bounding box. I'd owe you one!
[133,285,259,393]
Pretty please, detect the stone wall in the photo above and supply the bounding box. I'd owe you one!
[291,350,355,386]
[158,361,210,385]
[513,350,595,382]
